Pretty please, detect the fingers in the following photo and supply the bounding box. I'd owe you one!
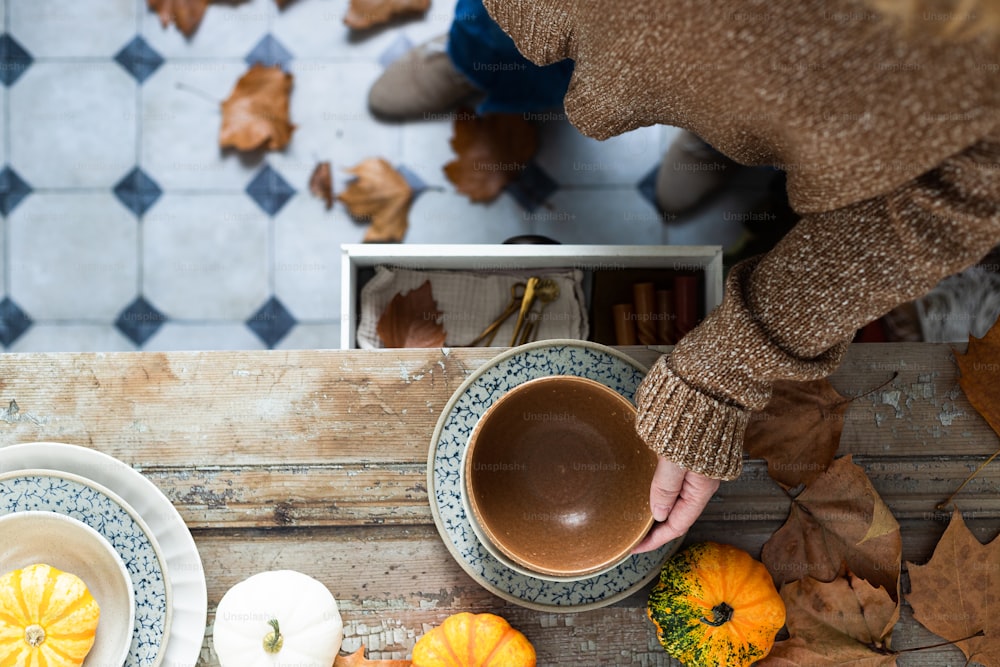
[662,473,719,539]
[634,460,721,553]
[632,520,681,554]
[649,456,685,522]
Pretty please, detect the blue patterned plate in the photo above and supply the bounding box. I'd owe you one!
[0,469,171,667]
[428,339,680,611]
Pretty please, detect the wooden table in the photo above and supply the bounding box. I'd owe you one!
[0,343,997,666]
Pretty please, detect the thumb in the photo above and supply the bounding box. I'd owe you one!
[649,456,686,522]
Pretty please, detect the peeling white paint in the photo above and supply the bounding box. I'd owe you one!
[939,406,965,426]
[880,390,901,410]
[880,389,904,418]
[0,399,47,425]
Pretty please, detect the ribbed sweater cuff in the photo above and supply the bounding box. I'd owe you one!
[634,358,748,481]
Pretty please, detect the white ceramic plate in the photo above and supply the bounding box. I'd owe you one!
[0,511,136,667]
[0,443,207,667]
[0,471,168,667]
[428,339,681,612]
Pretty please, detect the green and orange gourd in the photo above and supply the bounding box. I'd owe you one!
[647,542,785,666]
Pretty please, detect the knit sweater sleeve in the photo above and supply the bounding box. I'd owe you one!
[635,135,1000,480]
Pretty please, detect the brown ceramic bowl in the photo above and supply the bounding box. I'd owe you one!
[462,375,657,579]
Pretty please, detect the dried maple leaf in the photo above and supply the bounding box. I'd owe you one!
[443,111,539,203]
[376,281,446,348]
[344,0,430,30]
[148,0,209,37]
[744,378,850,488]
[941,317,1000,508]
[338,158,414,243]
[219,64,295,152]
[309,161,334,210]
[761,456,901,597]
[760,574,899,666]
[906,509,1000,665]
[955,315,1000,438]
[335,645,412,666]
[761,638,897,666]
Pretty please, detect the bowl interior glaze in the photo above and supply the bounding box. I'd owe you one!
[464,375,657,578]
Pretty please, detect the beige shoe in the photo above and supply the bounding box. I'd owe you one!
[368,36,482,120]
[655,130,743,215]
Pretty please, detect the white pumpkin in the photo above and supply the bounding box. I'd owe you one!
[213,570,344,667]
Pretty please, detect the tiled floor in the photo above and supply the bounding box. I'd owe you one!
[0,0,769,352]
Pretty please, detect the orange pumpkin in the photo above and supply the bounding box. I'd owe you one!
[411,612,535,667]
[0,563,101,667]
[647,542,785,667]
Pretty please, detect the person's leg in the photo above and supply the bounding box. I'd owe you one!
[368,0,573,119]
[655,130,746,215]
[446,0,573,114]
[367,33,481,120]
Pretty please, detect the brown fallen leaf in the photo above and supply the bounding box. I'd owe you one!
[344,0,430,30]
[377,281,446,348]
[762,637,897,666]
[338,158,414,243]
[744,379,850,489]
[309,161,334,210]
[907,509,1000,665]
[335,644,412,666]
[941,317,1000,508]
[219,64,295,152]
[443,111,539,203]
[148,0,209,37]
[760,574,899,666]
[761,456,901,598]
[955,315,1000,438]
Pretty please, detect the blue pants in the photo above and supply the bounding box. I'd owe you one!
[447,0,575,114]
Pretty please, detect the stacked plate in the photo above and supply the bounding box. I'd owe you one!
[0,442,207,667]
[428,340,682,612]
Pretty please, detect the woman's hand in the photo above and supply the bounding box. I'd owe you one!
[632,456,720,553]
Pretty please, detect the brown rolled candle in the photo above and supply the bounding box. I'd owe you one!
[656,289,675,345]
[632,282,657,345]
[673,276,700,338]
[612,303,638,345]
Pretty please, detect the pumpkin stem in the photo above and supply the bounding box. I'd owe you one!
[699,602,735,627]
[24,624,46,647]
[263,618,284,653]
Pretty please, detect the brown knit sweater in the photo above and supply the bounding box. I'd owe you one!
[484,0,1000,480]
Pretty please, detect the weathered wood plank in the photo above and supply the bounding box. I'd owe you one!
[1,345,996,465]
[0,349,476,464]
[143,455,1000,529]
[191,520,996,666]
[2,344,997,666]
[146,465,432,528]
